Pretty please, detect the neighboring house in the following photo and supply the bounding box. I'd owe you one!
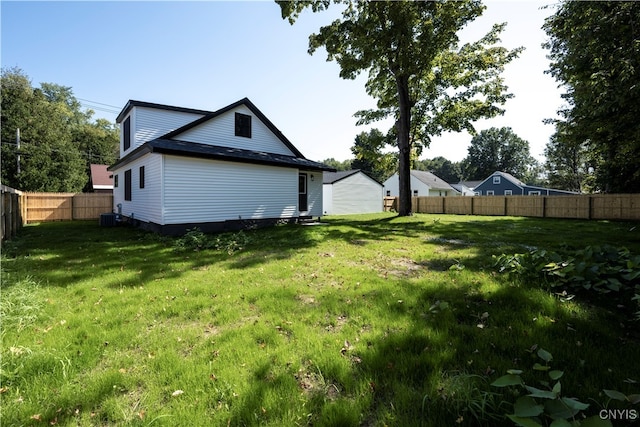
[322,170,383,215]
[108,98,334,234]
[474,171,579,196]
[87,164,113,193]
[450,180,482,196]
[383,170,460,197]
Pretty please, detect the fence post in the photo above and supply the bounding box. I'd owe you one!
[542,196,547,218]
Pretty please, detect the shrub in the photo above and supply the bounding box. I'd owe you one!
[493,245,640,321]
[173,228,250,255]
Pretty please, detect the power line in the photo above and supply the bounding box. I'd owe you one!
[76,98,120,109]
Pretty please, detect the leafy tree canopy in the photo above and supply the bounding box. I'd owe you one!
[461,127,541,184]
[350,128,396,183]
[279,0,521,214]
[414,156,462,184]
[1,67,119,192]
[543,1,640,193]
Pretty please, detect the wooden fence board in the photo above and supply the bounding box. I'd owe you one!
[24,192,113,223]
[383,194,640,221]
[507,196,544,218]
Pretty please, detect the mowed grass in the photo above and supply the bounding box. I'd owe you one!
[1,213,639,426]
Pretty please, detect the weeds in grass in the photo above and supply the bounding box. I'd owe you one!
[1,216,639,426]
[173,227,250,254]
[0,274,42,332]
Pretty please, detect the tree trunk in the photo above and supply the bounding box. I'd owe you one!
[396,75,413,216]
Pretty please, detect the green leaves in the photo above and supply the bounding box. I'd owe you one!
[543,1,640,193]
[494,245,640,322]
[279,0,521,216]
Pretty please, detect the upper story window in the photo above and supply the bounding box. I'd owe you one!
[235,113,252,138]
[139,166,145,189]
[493,176,501,184]
[504,189,513,195]
[123,117,131,150]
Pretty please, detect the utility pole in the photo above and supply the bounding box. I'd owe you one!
[16,128,21,176]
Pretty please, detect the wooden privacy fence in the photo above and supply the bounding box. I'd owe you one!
[23,192,113,223]
[1,185,25,242]
[384,194,640,221]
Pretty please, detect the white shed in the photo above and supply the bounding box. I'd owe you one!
[109,98,334,234]
[383,170,460,197]
[322,170,383,215]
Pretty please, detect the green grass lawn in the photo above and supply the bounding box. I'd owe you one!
[1,213,639,426]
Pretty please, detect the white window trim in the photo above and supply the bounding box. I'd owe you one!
[486,190,495,196]
[493,176,501,184]
[504,190,513,196]
[528,190,541,196]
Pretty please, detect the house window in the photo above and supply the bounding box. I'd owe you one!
[413,190,418,196]
[487,190,495,196]
[504,190,512,196]
[386,190,391,196]
[114,174,118,188]
[139,166,145,189]
[474,191,481,195]
[528,190,541,196]
[124,169,132,201]
[235,113,251,138]
[123,117,131,151]
[493,176,501,184]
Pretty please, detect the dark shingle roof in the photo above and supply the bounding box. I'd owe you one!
[115,100,212,123]
[109,139,334,172]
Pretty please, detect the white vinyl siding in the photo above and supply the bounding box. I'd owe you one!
[163,156,298,224]
[325,172,382,215]
[175,105,295,156]
[120,107,207,155]
[112,154,163,224]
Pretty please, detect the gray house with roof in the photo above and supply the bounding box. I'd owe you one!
[108,98,334,234]
[474,171,579,196]
[383,170,460,197]
[322,170,383,215]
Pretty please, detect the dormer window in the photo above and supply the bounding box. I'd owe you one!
[493,176,501,184]
[235,113,251,138]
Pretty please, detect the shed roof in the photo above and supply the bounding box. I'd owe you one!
[323,169,382,185]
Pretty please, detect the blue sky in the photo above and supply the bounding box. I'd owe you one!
[1,1,562,164]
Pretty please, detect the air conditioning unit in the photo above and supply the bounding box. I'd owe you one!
[100,213,116,227]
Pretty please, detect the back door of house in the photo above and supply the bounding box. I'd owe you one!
[298,173,308,212]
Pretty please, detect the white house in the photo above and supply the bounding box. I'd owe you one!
[383,170,460,197]
[108,98,334,234]
[322,170,383,215]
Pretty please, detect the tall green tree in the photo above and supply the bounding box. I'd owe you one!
[543,1,640,193]
[350,128,396,183]
[461,127,540,182]
[319,157,352,171]
[544,120,594,193]
[279,0,521,215]
[1,68,119,191]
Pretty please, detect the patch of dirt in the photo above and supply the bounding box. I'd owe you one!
[295,294,316,305]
